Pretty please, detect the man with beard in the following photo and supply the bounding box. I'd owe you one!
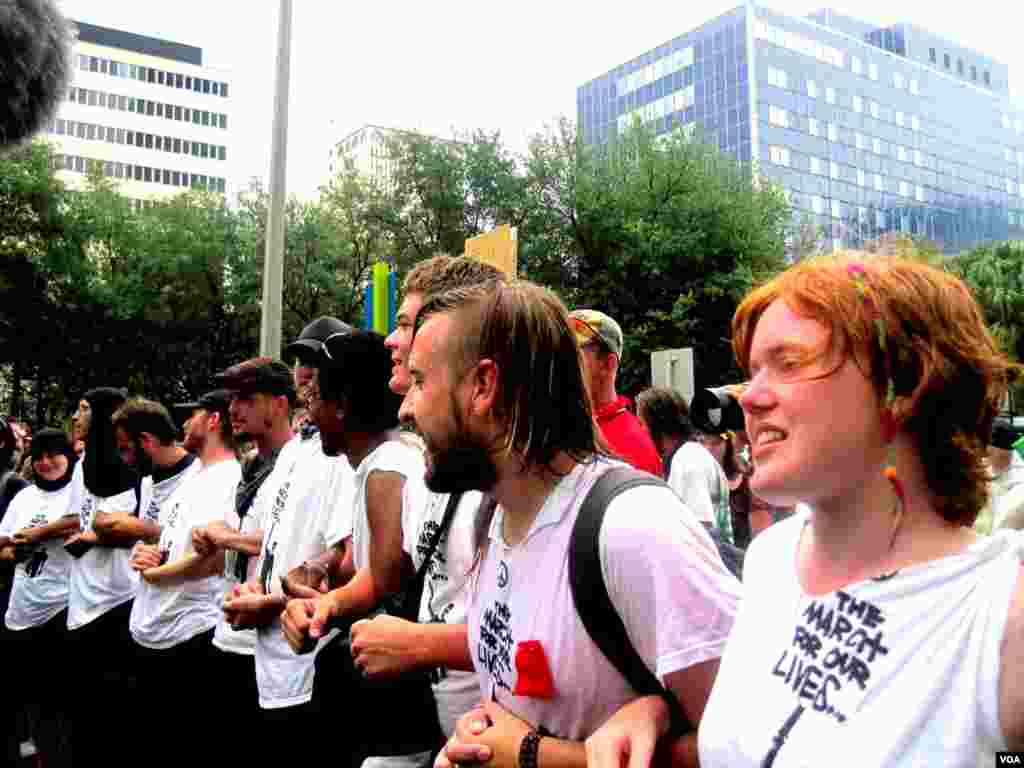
[333,255,504,750]
[124,392,240,750]
[280,330,436,768]
[216,357,352,748]
[400,282,740,768]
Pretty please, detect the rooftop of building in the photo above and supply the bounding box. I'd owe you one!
[73,20,203,67]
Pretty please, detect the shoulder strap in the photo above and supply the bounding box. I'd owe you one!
[392,491,463,622]
[569,465,691,736]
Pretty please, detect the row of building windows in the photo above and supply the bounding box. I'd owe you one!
[617,85,697,133]
[67,86,228,130]
[927,47,991,86]
[616,46,696,96]
[755,20,845,68]
[766,71,923,132]
[55,153,226,193]
[50,118,227,161]
[1001,115,1024,135]
[75,54,228,98]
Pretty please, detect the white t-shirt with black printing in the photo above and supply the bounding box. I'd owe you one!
[254,433,355,709]
[467,458,741,741]
[668,442,727,527]
[67,460,140,630]
[212,449,283,658]
[130,458,242,649]
[0,481,78,630]
[404,489,484,737]
[352,439,427,573]
[698,514,1023,768]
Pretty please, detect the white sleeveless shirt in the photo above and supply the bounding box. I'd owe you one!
[698,512,1023,768]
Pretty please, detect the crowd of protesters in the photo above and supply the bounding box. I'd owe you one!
[1,252,1023,768]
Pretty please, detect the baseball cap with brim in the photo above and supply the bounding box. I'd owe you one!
[174,388,233,415]
[568,309,624,358]
[215,357,295,401]
[283,316,354,363]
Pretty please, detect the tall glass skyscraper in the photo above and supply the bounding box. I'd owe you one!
[577,4,1024,253]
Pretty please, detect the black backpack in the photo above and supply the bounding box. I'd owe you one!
[568,466,744,736]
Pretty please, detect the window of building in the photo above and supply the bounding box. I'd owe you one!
[857,168,866,186]
[855,132,864,150]
[869,62,878,81]
[172,138,180,153]
[827,122,837,141]
[1008,179,1017,195]
[895,111,904,127]
[144,166,153,183]
[829,161,839,179]
[1003,114,1011,129]
[900,180,910,197]
[869,101,879,119]
[876,210,886,228]
[929,47,936,63]
[193,110,201,125]
[77,89,87,105]
[810,156,822,174]
[176,73,184,89]
[183,140,190,155]
[98,92,107,108]
[915,185,924,202]
[984,70,991,86]
[874,174,884,191]
[74,156,85,173]
[202,78,210,94]
[219,114,227,130]
[971,65,978,81]
[807,79,817,98]
[156,103,163,118]
[86,123,96,140]
[826,86,836,104]
[909,78,918,95]
[769,106,788,127]
[811,195,824,214]
[147,100,155,116]
[89,56,98,73]
[202,110,211,127]
[911,115,920,131]
[853,95,862,113]
[809,117,819,136]
[105,126,115,142]
[1006,148,1014,163]
[221,83,228,98]
[897,145,908,162]
[769,145,790,165]
[135,132,144,148]
[914,149,923,166]
[852,56,862,75]
[116,128,125,144]
[218,146,226,162]
[957,59,964,76]
[147,68,156,84]
[87,89,97,107]
[212,81,220,96]
[155,136,162,151]
[893,72,904,89]
[944,53,951,69]
[118,95,127,111]
[831,200,840,218]
[158,70,165,86]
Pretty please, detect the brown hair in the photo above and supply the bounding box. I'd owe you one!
[636,387,695,445]
[111,398,178,446]
[402,254,506,299]
[415,280,609,475]
[732,251,1019,525]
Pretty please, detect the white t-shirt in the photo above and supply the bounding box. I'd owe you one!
[467,459,741,740]
[0,481,78,630]
[130,458,241,649]
[404,489,483,736]
[67,461,140,630]
[352,439,427,572]
[698,513,1023,768]
[668,442,728,528]
[254,433,355,709]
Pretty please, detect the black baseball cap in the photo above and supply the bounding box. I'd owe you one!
[174,388,233,416]
[215,357,295,401]
[283,317,353,363]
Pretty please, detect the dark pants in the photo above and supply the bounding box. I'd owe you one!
[208,645,261,763]
[66,600,137,764]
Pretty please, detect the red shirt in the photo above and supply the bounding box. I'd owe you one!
[594,395,663,477]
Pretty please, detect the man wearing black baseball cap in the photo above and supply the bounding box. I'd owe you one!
[284,317,353,410]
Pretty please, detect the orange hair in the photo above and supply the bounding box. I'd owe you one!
[732,251,1019,526]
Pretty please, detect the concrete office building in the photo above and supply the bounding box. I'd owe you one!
[47,21,231,207]
[577,4,1024,253]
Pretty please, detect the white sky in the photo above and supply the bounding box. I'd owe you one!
[57,0,1024,200]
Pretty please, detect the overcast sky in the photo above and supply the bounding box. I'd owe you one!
[57,1,1023,200]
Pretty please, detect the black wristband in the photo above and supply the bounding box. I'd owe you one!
[518,730,542,768]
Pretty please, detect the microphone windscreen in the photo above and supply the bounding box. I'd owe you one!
[0,0,72,147]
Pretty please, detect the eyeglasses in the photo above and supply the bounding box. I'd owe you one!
[321,330,352,362]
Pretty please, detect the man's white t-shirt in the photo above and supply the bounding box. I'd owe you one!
[254,433,354,709]
[130,458,241,649]
[67,460,140,630]
[668,442,727,527]
[467,459,741,740]
[352,439,427,572]
[0,481,78,630]
[404,489,483,736]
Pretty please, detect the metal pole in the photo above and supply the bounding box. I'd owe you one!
[259,0,292,358]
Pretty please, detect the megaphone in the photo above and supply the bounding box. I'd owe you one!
[690,385,747,434]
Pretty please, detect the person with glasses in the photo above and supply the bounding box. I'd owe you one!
[568,310,661,477]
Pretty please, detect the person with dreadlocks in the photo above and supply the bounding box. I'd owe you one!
[0,429,79,764]
[586,253,1024,768]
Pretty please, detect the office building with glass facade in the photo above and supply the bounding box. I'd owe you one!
[576,4,1024,252]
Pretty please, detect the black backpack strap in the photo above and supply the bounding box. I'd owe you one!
[392,491,462,622]
[569,465,691,736]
